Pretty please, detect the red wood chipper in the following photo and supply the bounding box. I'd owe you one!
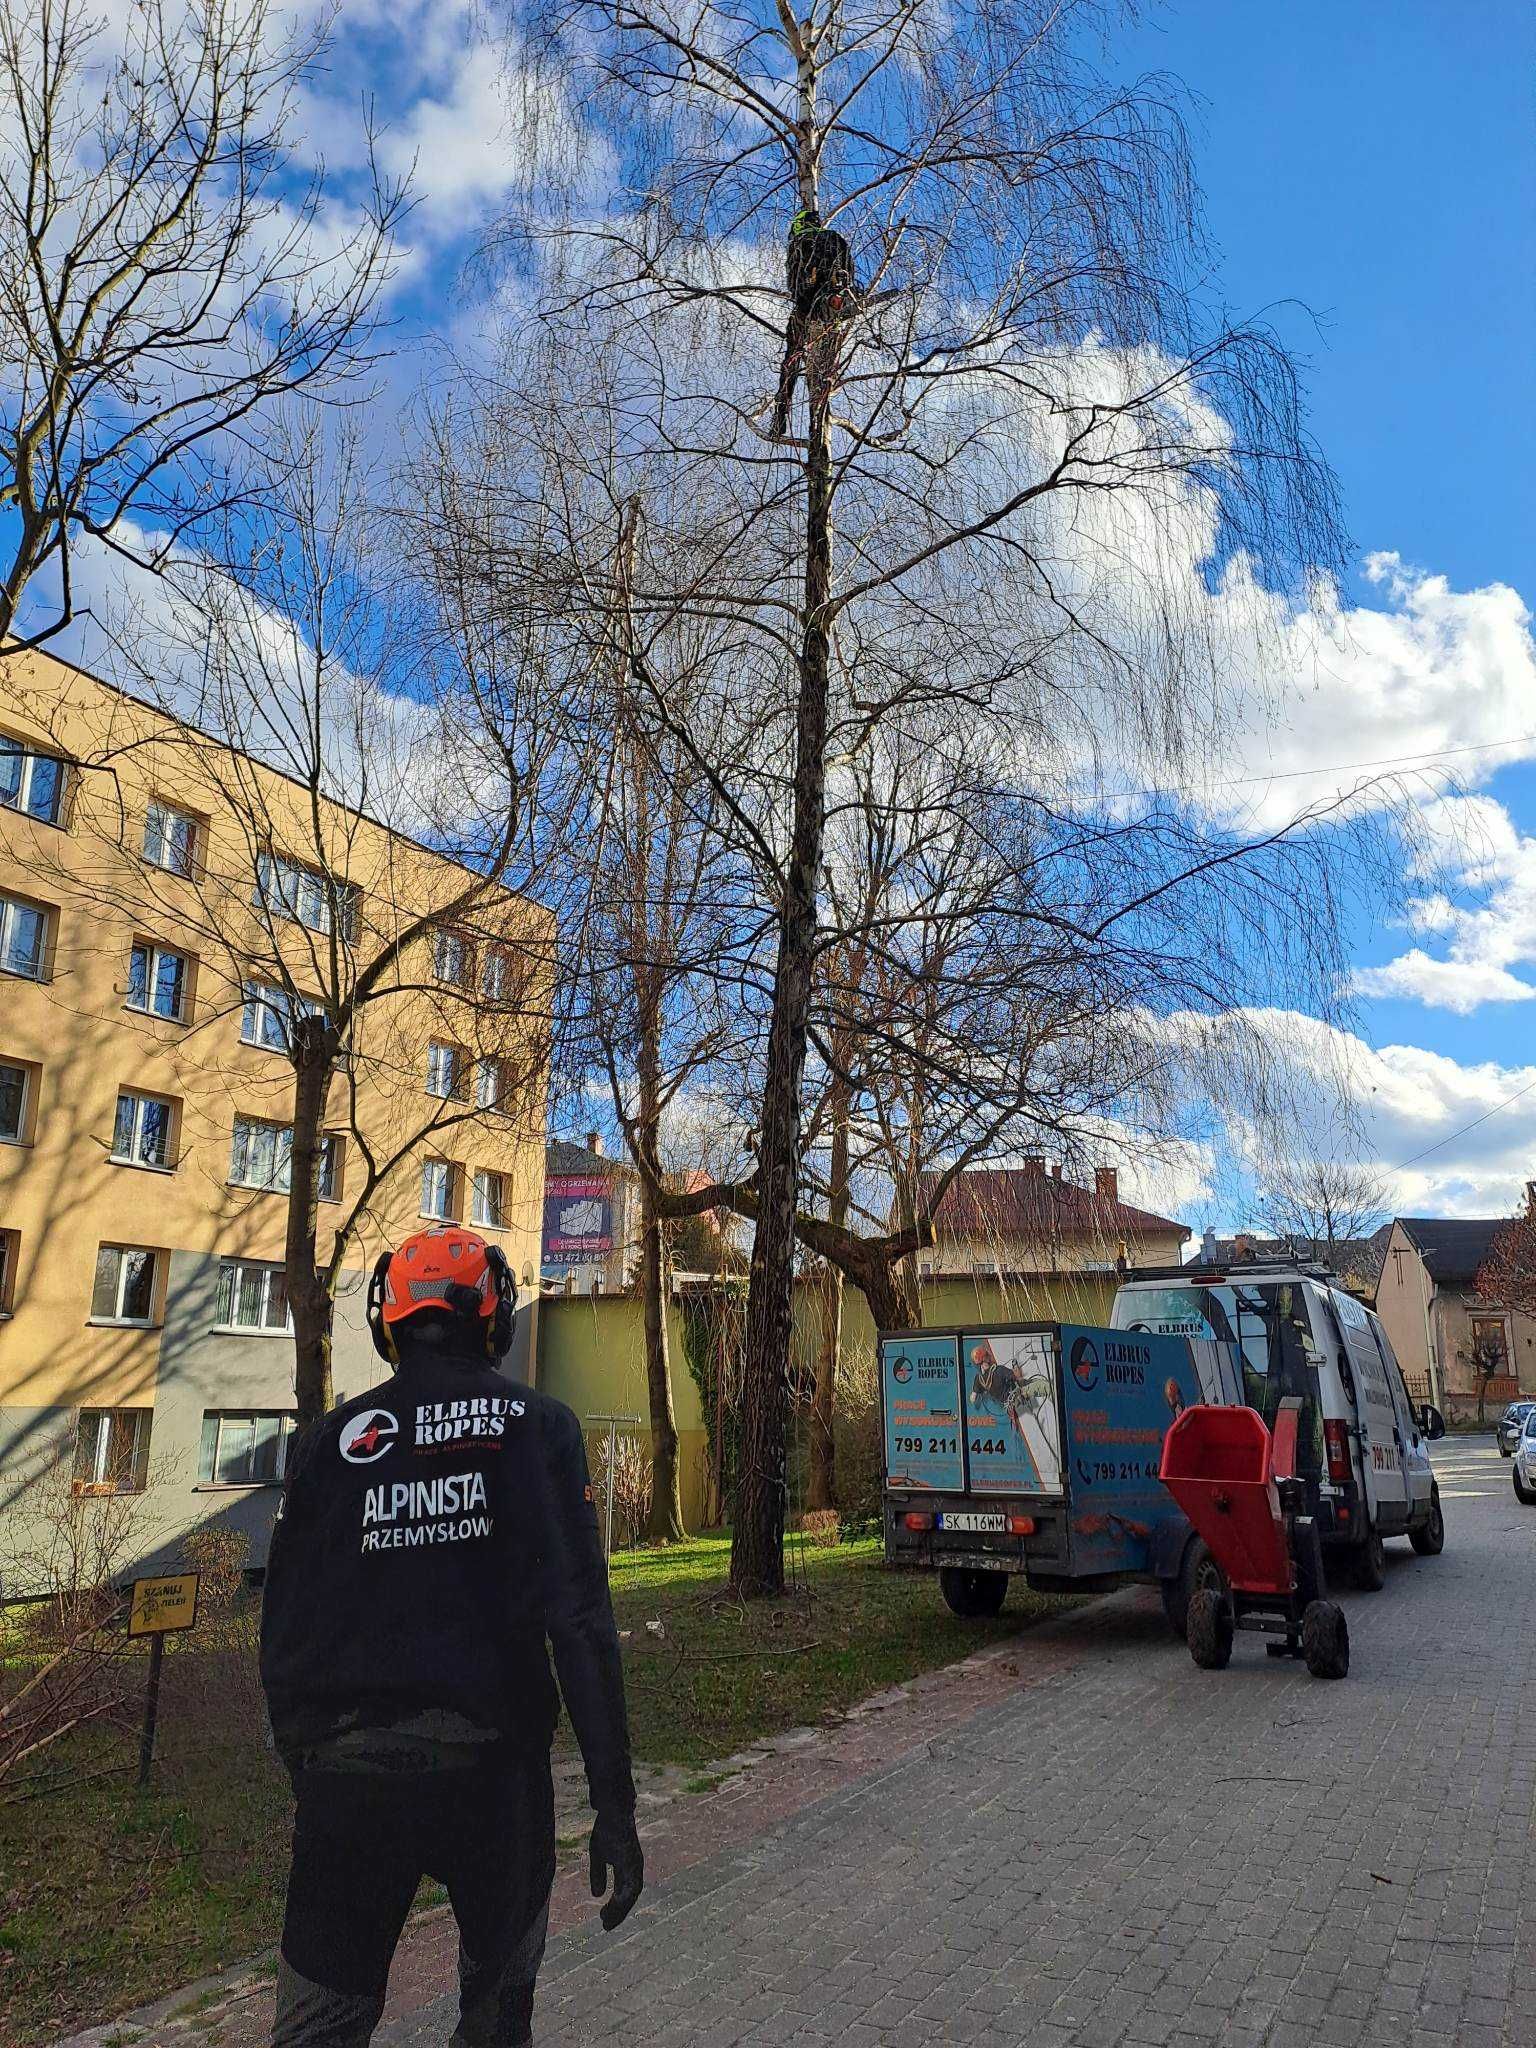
[1158,1396,1350,1679]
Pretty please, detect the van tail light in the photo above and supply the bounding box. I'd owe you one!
[903,1512,933,1532]
[1324,1419,1352,1486]
[1008,1515,1036,1537]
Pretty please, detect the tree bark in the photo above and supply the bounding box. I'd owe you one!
[288,1016,339,1432]
[806,1080,851,1511]
[730,278,834,1598]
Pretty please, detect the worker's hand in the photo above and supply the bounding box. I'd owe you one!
[589,1808,644,1931]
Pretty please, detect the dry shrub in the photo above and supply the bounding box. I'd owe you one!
[589,1431,654,1550]
[180,1525,250,1611]
[792,1508,841,1548]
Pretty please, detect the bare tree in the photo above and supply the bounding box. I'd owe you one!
[1251,1154,1388,1276]
[0,0,401,649]
[496,0,1346,1592]
[19,422,574,1429]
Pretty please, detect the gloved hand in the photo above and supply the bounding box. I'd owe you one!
[589,1808,644,1931]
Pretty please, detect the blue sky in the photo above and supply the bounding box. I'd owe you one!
[34,0,1536,1226]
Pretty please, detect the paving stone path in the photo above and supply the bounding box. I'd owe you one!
[64,1441,1532,2048]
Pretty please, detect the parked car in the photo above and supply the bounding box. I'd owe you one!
[1497,1400,1534,1457]
[1514,1411,1536,1503]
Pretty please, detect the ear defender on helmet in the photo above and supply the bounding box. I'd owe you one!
[368,1228,519,1364]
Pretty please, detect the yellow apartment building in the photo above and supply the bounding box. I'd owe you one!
[0,650,550,1594]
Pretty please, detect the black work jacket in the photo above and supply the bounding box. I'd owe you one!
[259,1353,636,1814]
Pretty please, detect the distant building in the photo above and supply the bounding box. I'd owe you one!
[1196,1227,1390,1297]
[542,1134,639,1296]
[1373,1217,1536,1415]
[917,1160,1186,1280]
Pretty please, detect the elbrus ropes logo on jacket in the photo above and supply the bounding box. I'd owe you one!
[413,1395,525,1450]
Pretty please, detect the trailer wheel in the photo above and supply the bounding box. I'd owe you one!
[1186,1588,1233,1670]
[939,1567,1008,1620]
[1161,1537,1229,1638]
[1302,1599,1350,1679]
[1351,1527,1387,1591]
[1409,1485,1445,1555]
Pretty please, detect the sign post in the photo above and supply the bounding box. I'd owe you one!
[127,1572,200,1788]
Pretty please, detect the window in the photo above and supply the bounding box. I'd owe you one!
[0,1061,29,1144]
[127,940,190,1021]
[0,739,67,825]
[143,800,198,877]
[230,1114,292,1192]
[471,1169,505,1229]
[426,1042,464,1099]
[90,1245,158,1325]
[433,928,470,984]
[482,948,511,1002]
[255,852,359,940]
[0,892,49,979]
[0,1228,16,1312]
[318,1131,343,1202]
[111,1090,175,1169]
[474,1057,508,1112]
[420,1157,458,1221]
[1469,1317,1509,1368]
[215,1260,291,1332]
[240,980,318,1052]
[73,1408,152,1493]
[199,1410,295,1486]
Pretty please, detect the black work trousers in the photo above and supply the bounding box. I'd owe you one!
[272,1749,556,2048]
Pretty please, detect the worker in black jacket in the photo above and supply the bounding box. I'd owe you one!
[771,203,860,437]
[260,1225,642,2048]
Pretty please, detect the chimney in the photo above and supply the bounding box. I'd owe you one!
[1095,1166,1119,1205]
[1021,1155,1045,1176]
[1233,1232,1256,1262]
[1201,1225,1218,1262]
[586,1130,603,1157]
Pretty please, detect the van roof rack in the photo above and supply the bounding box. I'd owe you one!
[1121,1257,1337,1283]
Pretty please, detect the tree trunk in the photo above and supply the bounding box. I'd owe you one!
[806,1081,851,1512]
[637,989,687,1541]
[288,1018,339,1431]
[730,307,834,1598]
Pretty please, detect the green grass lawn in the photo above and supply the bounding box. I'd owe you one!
[0,1540,1068,2046]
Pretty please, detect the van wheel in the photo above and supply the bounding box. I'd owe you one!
[1409,1485,1445,1555]
[939,1567,1008,1620]
[1514,1471,1536,1506]
[1161,1538,1229,1638]
[1351,1528,1387,1591]
[1302,1600,1350,1679]
[1186,1588,1233,1670]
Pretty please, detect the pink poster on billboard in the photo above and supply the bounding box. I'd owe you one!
[543,1175,614,1264]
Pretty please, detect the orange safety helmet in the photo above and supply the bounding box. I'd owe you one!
[366,1226,518,1363]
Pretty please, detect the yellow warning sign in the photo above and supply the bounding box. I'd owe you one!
[127,1572,200,1637]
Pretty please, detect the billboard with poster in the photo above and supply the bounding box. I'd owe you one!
[542,1175,614,1266]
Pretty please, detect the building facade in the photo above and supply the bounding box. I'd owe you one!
[1373,1216,1536,1416]
[915,1161,1188,1289]
[0,652,549,1593]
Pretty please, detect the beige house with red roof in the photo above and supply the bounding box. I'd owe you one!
[916,1158,1188,1282]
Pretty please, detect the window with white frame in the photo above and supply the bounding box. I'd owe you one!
[143,800,198,876]
[0,892,50,979]
[216,1259,291,1332]
[0,739,67,825]
[433,928,470,984]
[426,1041,463,1099]
[240,979,317,1051]
[127,939,190,1021]
[73,1408,152,1493]
[254,852,359,939]
[481,948,511,1001]
[199,1409,295,1486]
[0,1061,29,1144]
[470,1168,505,1229]
[318,1131,343,1201]
[90,1245,158,1325]
[420,1157,457,1220]
[230,1114,292,1192]
[111,1090,175,1169]
[474,1057,509,1112]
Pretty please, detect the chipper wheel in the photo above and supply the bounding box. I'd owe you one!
[1302,1599,1350,1680]
[1186,1587,1234,1670]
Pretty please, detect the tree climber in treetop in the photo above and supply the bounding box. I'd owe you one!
[771,203,861,439]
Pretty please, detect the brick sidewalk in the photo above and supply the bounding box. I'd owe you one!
[60,1442,1531,2048]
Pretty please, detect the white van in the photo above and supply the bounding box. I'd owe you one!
[1111,1259,1446,1604]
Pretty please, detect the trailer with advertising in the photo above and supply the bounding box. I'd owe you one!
[880,1321,1243,1626]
